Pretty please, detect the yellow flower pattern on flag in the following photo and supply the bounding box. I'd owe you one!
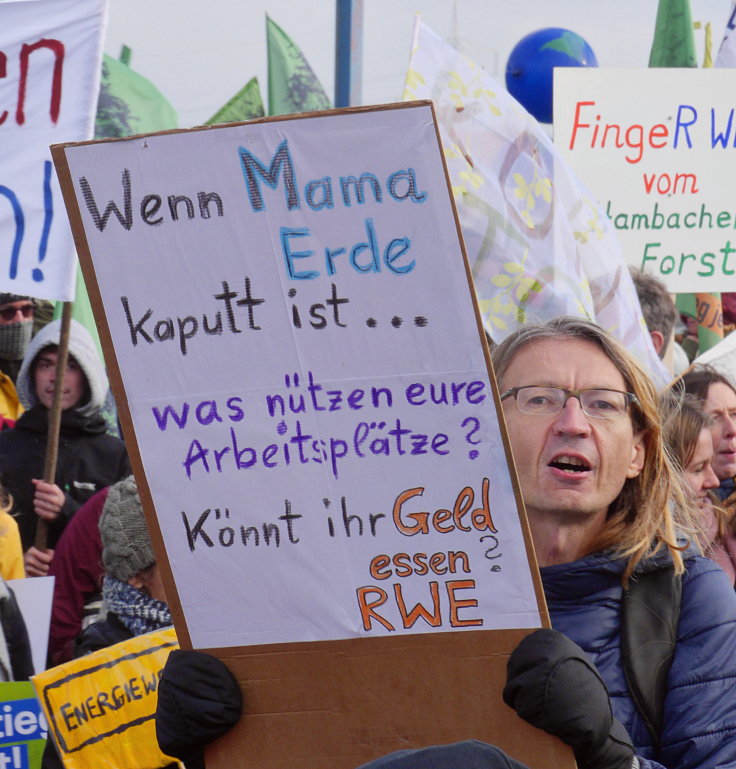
[403,19,667,384]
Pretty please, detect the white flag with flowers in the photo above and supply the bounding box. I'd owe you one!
[403,19,668,386]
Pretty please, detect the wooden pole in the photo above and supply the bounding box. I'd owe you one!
[34,301,73,552]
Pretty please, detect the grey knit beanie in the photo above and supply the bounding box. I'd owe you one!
[100,476,156,582]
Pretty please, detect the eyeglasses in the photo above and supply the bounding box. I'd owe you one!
[0,304,33,322]
[500,386,638,420]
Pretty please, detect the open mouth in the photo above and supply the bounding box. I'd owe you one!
[549,455,591,473]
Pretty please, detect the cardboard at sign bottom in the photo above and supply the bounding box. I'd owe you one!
[202,628,575,769]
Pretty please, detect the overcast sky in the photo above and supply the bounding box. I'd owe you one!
[103,0,733,127]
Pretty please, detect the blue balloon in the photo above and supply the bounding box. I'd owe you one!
[505,28,598,124]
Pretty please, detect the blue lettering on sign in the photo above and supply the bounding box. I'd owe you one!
[238,140,299,212]
[0,160,53,283]
[0,699,48,744]
[0,744,28,769]
[237,139,429,215]
[674,105,697,148]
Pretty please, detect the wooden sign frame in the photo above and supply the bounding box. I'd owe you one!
[51,101,574,769]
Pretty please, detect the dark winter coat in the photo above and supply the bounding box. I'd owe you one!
[73,611,132,656]
[47,487,109,666]
[0,405,129,549]
[543,550,736,769]
[0,318,130,551]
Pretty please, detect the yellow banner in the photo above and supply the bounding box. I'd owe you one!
[32,627,178,769]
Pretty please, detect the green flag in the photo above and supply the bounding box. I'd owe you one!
[648,0,698,67]
[54,267,102,358]
[267,15,331,116]
[63,47,177,321]
[95,50,178,138]
[675,293,697,317]
[206,77,265,125]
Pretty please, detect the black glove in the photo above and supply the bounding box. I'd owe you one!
[503,629,635,769]
[155,650,243,769]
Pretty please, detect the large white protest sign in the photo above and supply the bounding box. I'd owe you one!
[50,102,577,769]
[555,68,736,293]
[52,103,542,651]
[0,0,106,301]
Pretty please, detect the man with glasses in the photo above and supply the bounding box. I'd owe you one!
[360,318,736,769]
[490,317,736,769]
[0,293,34,427]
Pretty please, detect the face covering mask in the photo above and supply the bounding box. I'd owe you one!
[0,321,32,361]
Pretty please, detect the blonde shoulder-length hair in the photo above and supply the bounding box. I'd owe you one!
[491,316,696,582]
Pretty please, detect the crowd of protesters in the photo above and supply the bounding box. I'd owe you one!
[0,292,131,673]
[3,280,736,769]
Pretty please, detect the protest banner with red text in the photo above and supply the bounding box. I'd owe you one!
[555,68,736,293]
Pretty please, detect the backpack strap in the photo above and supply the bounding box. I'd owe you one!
[621,565,682,751]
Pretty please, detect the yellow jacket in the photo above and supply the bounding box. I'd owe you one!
[0,371,22,423]
[0,511,24,579]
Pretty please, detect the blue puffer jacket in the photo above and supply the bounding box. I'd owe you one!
[542,550,736,769]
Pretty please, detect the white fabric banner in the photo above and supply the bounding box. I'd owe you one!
[0,0,107,301]
[716,2,736,68]
[403,20,668,386]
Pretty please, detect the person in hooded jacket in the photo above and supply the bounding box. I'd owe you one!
[492,318,736,769]
[40,476,178,769]
[86,476,240,769]
[0,318,130,577]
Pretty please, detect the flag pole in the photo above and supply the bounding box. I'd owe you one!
[34,301,73,552]
[334,0,363,107]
